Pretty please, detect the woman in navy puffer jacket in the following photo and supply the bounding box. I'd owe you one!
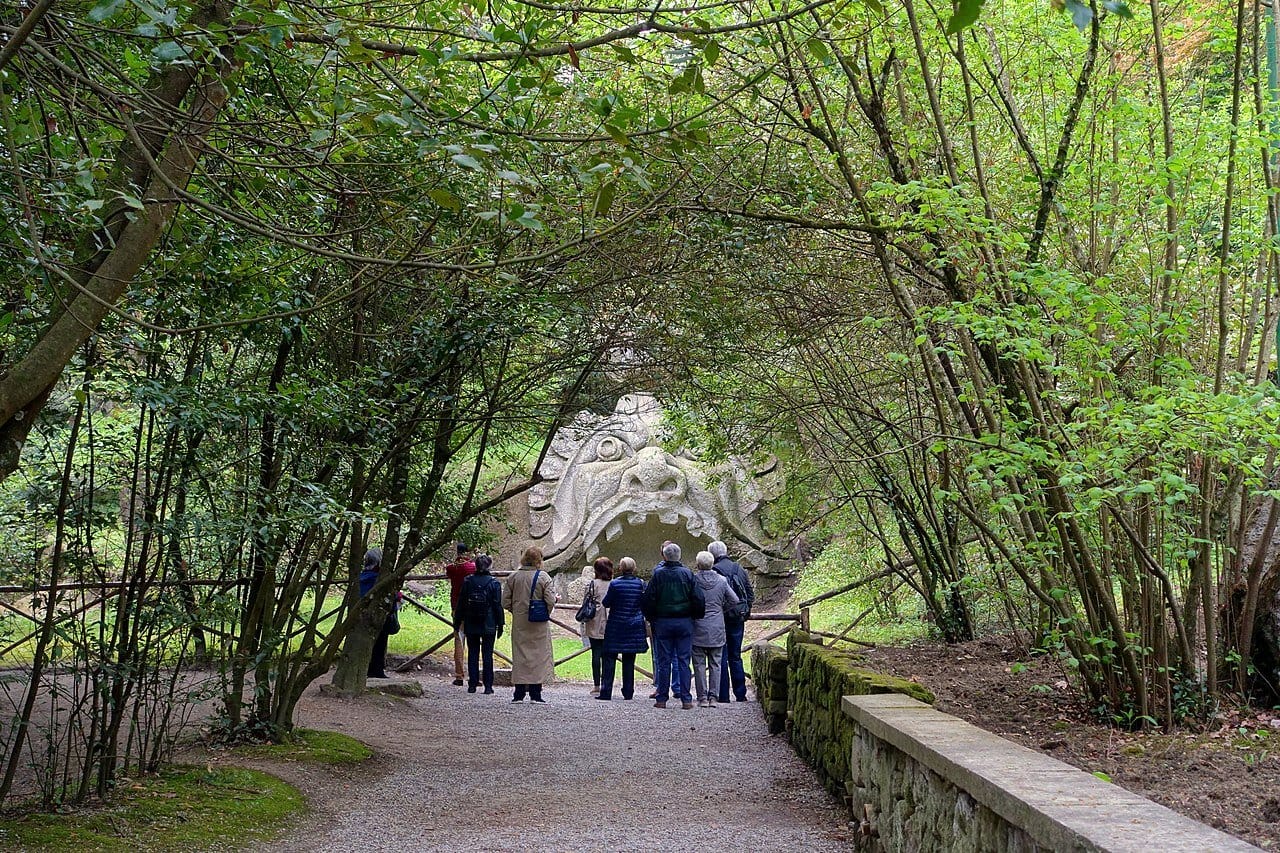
[597,557,647,700]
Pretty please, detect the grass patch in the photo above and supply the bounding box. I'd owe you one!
[787,542,929,647]
[0,765,304,851]
[232,728,372,764]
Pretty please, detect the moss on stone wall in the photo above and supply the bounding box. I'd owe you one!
[751,642,789,734]
[751,630,933,801]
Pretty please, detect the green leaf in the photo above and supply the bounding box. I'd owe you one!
[604,124,629,147]
[1101,0,1133,17]
[88,0,127,22]
[704,39,721,66]
[427,189,462,212]
[450,153,483,170]
[945,0,984,34]
[151,41,188,63]
[592,180,617,217]
[1064,0,1093,30]
[806,38,830,61]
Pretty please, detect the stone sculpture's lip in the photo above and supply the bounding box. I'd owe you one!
[582,502,717,549]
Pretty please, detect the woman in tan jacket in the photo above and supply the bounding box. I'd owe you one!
[581,557,612,695]
[501,546,558,702]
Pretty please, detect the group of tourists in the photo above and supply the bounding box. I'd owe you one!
[443,540,755,708]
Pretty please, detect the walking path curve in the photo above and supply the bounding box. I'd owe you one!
[256,676,853,852]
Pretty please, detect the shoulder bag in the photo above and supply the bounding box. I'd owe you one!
[527,569,550,622]
[575,580,598,623]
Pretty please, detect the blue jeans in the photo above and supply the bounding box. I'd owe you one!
[652,617,694,703]
[719,619,746,701]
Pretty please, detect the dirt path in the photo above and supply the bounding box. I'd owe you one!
[243,676,852,852]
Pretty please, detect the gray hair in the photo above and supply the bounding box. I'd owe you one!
[363,548,382,570]
[661,542,681,562]
[695,550,714,569]
[708,541,728,559]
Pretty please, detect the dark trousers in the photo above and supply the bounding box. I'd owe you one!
[368,621,391,678]
[589,637,604,687]
[512,683,543,700]
[466,632,496,690]
[652,617,694,703]
[599,652,637,699]
[649,652,679,690]
[719,620,747,701]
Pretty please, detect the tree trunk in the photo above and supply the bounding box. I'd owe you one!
[0,8,229,482]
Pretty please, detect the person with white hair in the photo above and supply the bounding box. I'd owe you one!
[709,540,755,702]
[639,541,704,709]
[691,550,739,707]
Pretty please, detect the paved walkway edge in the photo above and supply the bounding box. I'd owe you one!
[843,693,1261,852]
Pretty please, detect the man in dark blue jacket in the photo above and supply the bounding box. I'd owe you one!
[641,542,704,709]
[710,540,755,702]
[453,554,504,694]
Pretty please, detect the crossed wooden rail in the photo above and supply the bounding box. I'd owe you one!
[0,565,890,667]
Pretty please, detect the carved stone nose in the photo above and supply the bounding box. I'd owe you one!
[623,447,685,494]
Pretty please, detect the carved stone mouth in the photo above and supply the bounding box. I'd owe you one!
[591,505,711,546]
[582,505,717,563]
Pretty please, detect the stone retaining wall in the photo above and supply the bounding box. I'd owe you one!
[749,630,933,799]
[750,641,789,734]
[751,632,1261,852]
[845,694,1261,852]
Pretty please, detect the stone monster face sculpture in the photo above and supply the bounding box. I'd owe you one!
[528,394,776,571]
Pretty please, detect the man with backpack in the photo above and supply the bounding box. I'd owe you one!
[445,542,476,686]
[709,540,755,703]
[640,542,705,710]
[453,554,504,693]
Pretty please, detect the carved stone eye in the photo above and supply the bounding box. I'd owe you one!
[596,436,626,462]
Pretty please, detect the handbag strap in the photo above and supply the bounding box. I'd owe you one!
[529,569,541,603]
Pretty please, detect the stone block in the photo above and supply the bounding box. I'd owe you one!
[368,679,425,698]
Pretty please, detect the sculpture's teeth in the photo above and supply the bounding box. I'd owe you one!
[659,510,678,525]
[605,518,623,541]
[586,541,600,559]
[627,512,647,526]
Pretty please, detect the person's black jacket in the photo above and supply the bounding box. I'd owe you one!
[713,555,755,623]
[455,573,504,636]
[641,561,705,620]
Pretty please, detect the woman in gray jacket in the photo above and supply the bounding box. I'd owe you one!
[690,550,739,707]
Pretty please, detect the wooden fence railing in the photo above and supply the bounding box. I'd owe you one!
[0,567,887,671]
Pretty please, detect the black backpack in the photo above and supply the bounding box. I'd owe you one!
[464,578,491,623]
[729,572,751,620]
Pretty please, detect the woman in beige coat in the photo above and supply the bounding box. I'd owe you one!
[501,546,558,702]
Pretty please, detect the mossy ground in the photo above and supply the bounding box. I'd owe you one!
[0,765,304,851]
[231,727,372,764]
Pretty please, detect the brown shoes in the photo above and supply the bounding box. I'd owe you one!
[653,700,667,708]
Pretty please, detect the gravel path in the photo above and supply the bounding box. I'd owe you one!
[262,676,853,852]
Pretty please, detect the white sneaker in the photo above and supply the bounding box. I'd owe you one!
[707,698,718,707]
